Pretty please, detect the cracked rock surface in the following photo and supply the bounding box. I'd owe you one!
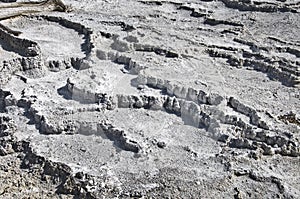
[0,0,299,198]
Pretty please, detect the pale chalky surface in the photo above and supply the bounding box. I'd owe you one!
[0,0,299,198]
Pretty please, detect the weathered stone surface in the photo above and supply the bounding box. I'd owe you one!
[0,0,299,198]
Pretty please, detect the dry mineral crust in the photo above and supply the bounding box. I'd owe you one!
[0,0,299,198]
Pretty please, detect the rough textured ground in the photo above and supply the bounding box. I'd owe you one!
[0,0,299,198]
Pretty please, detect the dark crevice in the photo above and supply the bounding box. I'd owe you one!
[220,0,298,13]
[0,90,11,113]
[99,21,135,32]
[204,18,244,27]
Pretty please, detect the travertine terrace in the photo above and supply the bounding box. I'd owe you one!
[0,0,299,198]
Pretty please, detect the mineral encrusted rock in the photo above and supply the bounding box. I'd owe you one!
[0,0,299,198]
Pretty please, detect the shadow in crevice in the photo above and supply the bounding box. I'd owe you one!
[0,90,12,113]
[57,85,72,100]
[0,27,39,57]
[57,85,97,104]
[0,39,19,55]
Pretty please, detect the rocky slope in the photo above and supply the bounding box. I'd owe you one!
[0,0,299,198]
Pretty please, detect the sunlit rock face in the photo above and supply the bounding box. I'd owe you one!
[0,0,299,198]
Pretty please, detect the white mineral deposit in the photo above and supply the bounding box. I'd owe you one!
[0,0,299,198]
